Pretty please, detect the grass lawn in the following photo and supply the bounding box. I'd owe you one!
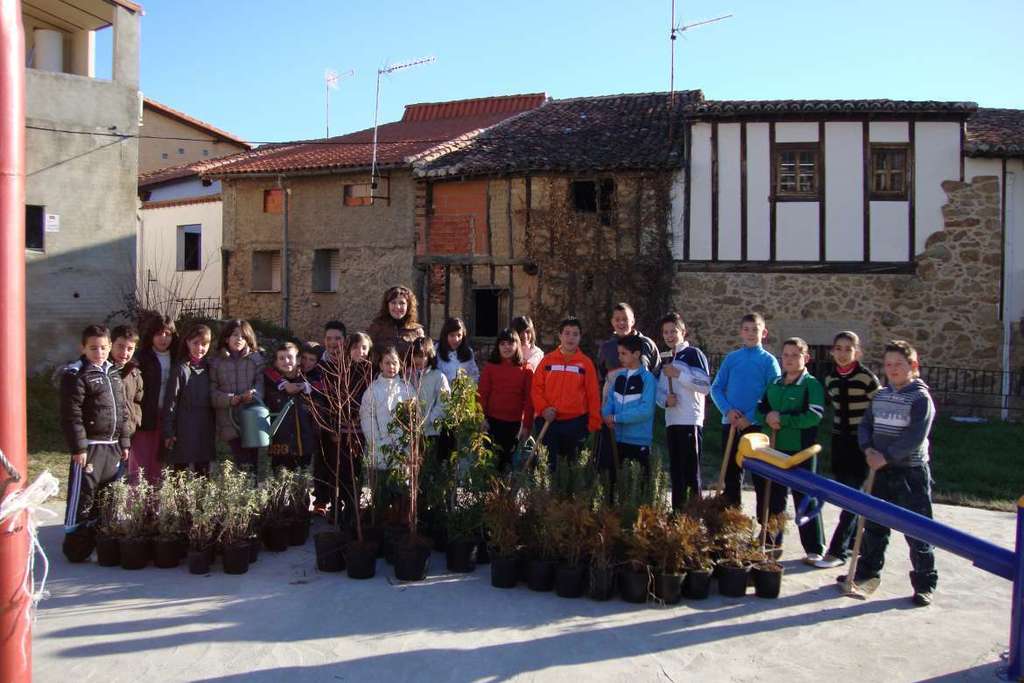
[25,374,1024,510]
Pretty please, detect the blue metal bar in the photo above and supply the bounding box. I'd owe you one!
[1007,500,1024,681]
[743,459,1016,581]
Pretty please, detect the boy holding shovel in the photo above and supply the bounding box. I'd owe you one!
[601,334,658,499]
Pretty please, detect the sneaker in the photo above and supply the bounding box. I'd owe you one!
[802,553,824,566]
[912,591,933,607]
[814,554,845,569]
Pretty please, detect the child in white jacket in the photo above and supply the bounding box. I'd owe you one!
[409,337,450,441]
[435,317,480,384]
[654,313,711,510]
[360,346,415,471]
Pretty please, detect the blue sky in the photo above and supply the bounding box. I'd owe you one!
[111,0,1023,144]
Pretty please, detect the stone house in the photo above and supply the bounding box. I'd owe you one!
[202,94,545,342]
[139,98,250,174]
[22,0,141,370]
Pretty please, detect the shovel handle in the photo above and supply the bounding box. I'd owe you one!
[716,425,737,493]
[843,468,877,594]
[525,417,554,469]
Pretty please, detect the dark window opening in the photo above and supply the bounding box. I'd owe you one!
[572,181,597,212]
[473,288,509,339]
[182,232,200,271]
[26,205,44,250]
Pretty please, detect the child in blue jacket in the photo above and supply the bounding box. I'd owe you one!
[601,335,657,497]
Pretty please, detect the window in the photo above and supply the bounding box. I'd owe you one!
[263,188,284,214]
[161,152,168,160]
[773,144,820,199]
[472,288,510,338]
[870,145,910,200]
[177,148,185,155]
[312,249,340,292]
[343,183,373,207]
[571,178,615,225]
[202,149,209,157]
[251,250,281,291]
[25,205,44,251]
[176,224,201,271]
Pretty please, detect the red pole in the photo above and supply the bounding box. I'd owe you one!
[0,0,31,681]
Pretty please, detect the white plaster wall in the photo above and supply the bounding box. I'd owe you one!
[147,178,221,202]
[915,122,962,253]
[869,201,909,261]
[965,157,1001,183]
[869,121,909,143]
[689,123,713,259]
[776,202,818,260]
[775,122,819,143]
[825,122,864,261]
[669,169,686,260]
[1006,164,1024,323]
[717,123,742,260]
[746,123,771,260]
[138,200,223,305]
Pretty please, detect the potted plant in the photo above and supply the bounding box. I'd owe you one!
[620,505,657,604]
[584,507,622,601]
[521,485,559,591]
[483,477,521,588]
[185,475,221,574]
[715,506,757,597]
[288,467,312,546]
[680,515,714,600]
[119,475,155,570]
[551,498,594,598]
[217,462,259,575]
[153,469,186,569]
[651,514,690,605]
[262,468,295,552]
[95,479,129,567]
[388,398,434,582]
[751,512,787,599]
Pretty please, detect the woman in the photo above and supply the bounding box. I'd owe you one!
[368,286,425,364]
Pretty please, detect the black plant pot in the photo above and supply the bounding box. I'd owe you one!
[683,568,712,600]
[265,523,290,552]
[248,536,260,563]
[95,535,121,567]
[119,537,149,570]
[619,566,650,604]
[394,543,431,581]
[526,559,557,592]
[176,537,189,560]
[654,572,684,605]
[314,531,346,573]
[432,528,449,553]
[446,539,477,573]
[490,555,518,588]
[516,553,531,583]
[346,542,377,579]
[153,537,181,569]
[717,564,749,597]
[188,548,211,575]
[476,540,490,565]
[223,541,251,575]
[555,564,587,598]
[752,564,784,599]
[289,516,310,546]
[588,565,616,601]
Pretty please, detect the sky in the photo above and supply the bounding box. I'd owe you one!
[102,0,1024,145]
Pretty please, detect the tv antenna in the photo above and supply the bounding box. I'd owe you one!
[370,56,436,191]
[324,68,354,138]
[669,2,732,103]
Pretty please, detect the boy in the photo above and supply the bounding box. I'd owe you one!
[601,335,657,495]
[314,321,347,514]
[655,313,710,510]
[754,337,827,564]
[845,340,937,606]
[816,331,881,568]
[531,317,601,469]
[710,312,781,506]
[110,325,143,444]
[60,325,130,562]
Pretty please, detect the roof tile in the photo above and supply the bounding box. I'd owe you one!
[966,108,1024,158]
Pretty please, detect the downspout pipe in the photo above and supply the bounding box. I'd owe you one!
[0,1,32,681]
[278,175,289,330]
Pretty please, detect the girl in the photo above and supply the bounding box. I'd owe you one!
[264,342,319,471]
[131,314,177,484]
[360,346,415,474]
[210,319,265,474]
[409,337,450,451]
[368,286,425,364]
[435,317,480,384]
[161,324,216,474]
[512,315,544,372]
[478,329,533,472]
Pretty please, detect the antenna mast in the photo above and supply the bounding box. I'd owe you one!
[325,68,354,138]
[371,56,436,191]
[669,4,733,101]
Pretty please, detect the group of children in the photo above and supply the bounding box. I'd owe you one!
[58,286,937,606]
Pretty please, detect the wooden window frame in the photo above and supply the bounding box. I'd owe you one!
[176,224,202,272]
[570,178,615,225]
[869,143,911,201]
[343,183,374,207]
[311,248,340,293]
[771,142,822,201]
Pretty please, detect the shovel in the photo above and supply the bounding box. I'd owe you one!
[715,425,737,493]
[840,468,878,599]
[523,416,554,470]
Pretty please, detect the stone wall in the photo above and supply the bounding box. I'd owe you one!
[672,176,1004,371]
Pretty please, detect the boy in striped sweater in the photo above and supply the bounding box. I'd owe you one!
[816,331,881,568]
[754,337,827,564]
[846,340,937,606]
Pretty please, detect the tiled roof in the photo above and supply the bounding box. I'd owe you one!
[138,160,203,188]
[690,99,978,118]
[201,94,546,177]
[416,91,702,177]
[966,108,1024,158]
[143,98,251,148]
[142,194,222,210]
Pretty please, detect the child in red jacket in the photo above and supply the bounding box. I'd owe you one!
[478,328,533,472]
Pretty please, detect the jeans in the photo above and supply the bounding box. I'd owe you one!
[534,414,589,472]
[667,424,702,511]
[721,423,759,507]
